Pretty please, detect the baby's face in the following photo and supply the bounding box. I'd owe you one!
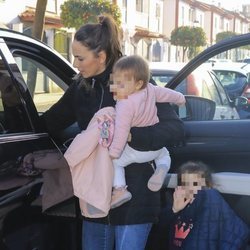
[180,173,206,200]
[109,71,137,100]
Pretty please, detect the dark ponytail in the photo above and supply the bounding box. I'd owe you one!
[74,14,122,68]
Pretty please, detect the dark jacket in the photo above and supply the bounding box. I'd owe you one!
[169,189,250,250]
[42,67,185,225]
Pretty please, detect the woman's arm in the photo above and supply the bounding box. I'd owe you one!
[40,81,77,134]
[129,102,185,151]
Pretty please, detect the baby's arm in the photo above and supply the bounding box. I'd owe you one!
[109,100,134,159]
[129,102,185,151]
[153,83,186,106]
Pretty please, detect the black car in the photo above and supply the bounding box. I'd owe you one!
[0,28,249,249]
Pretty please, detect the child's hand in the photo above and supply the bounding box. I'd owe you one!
[127,133,132,142]
[172,186,192,213]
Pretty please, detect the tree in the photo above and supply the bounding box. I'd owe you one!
[32,0,48,40]
[216,31,250,60]
[216,31,237,43]
[28,0,48,97]
[60,0,121,30]
[170,26,206,61]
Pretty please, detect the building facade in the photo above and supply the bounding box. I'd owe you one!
[0,0,249,63]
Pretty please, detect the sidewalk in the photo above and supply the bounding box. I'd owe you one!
[33,92,63,112]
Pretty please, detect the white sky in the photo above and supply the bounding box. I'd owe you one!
[200,0,250,11]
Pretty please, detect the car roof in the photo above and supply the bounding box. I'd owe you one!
[167,32,250,88]
[149,62,186,74]
[0,28,74,69]
[0,28,52,49]
[207,62,249,76]
[150,61,213,76]
[149,62,187,72]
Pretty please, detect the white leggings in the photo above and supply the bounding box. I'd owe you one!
[112,144,171,187]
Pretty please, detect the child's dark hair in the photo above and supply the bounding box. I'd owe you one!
[177,161,213,188]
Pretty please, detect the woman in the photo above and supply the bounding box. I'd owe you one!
[42,14,185,250]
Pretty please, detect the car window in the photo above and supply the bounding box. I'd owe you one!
[173,66,239,121]
[213,70,248,100]
[202,47,250,120]
[13,54,68,113]
[150,65,240,120]
[0,59,31,134]
[152,74,174,87]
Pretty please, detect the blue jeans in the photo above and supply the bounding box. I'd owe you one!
[82,220,152,250]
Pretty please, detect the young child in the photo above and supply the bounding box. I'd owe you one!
[169,161,249,249]
[102,55,186,208]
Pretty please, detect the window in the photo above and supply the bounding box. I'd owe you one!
[0,59,31,134]
[136,0,148,13]
[181,7,185,26]
[175,66,239,120]
[122,0,127,8]
[54,30,70,61]
[156,3,161,18]
[13,54,67,113]
[189,8,194,22]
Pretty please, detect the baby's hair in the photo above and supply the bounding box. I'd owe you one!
[177,161,213,188]
[112,55,150,89]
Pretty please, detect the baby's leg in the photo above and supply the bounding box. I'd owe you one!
[147,148,171,192]
[111,152,132,209]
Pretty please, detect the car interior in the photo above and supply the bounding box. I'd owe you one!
[0,68,30,134]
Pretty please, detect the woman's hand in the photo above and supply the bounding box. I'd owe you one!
[172,186,192,213]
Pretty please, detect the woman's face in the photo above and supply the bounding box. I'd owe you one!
[72,40,106,78]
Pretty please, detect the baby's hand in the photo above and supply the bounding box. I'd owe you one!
[127,133,132,142]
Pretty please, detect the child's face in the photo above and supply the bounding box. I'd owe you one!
[180,173,206,200]
[110,71,140,101]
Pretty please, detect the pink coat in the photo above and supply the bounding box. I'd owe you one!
[64,107,115,218]
[109,83,185,158]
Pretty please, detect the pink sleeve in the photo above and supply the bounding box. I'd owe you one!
[109,100,134,158]
[152,83,186,105]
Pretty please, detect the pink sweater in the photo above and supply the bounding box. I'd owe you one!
[109,83,185,158]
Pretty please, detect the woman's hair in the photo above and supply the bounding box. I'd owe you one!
[112,55,150,89]
[177,161,213,188]
[74,14,122,68]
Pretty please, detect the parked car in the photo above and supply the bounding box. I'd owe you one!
[243,58,250,64]
[208,62,250,118]
[0,28,249,250]
[207,62,249,97]
[150,62,240,120]
[149,62,186,87]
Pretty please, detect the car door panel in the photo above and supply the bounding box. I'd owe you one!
[170,120,250,173]
[0,134,59,194]
[0,37,69,249]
